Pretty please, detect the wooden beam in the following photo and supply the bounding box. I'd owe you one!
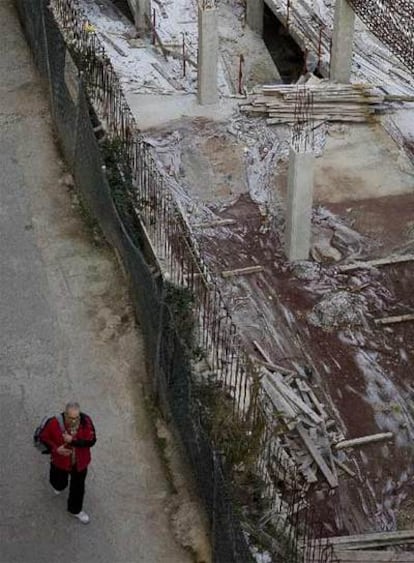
[297,423,338,488]
[338,254,414,272]
[332,456,356,478]
[193,219,237,229]
[261,375,298,430]
[271,376,323,425]
[335,550,414,562]
[324,530,414,550]
[221,265,264,278]
[374,313,414,326]
[252,357,295,376]
[253,339,272,363]
[335,432,393,450]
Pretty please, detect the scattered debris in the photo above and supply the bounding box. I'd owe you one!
[291,260,322,281]
[194,219,237,229]
[221,265,264,278]
[334,432,394,451]
[323,529,414,550]
[374,313,414,326]
[338,253,414,272]
[335,550,414,562]
[260,369,344,487]
[308,290,368,329]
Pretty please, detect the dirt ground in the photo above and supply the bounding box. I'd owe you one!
[146,109,414,537]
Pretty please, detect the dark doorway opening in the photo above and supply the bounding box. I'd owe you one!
[263,5,305,83]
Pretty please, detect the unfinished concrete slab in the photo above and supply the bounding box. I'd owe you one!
[314,124,414,203]
[125,93,238,130]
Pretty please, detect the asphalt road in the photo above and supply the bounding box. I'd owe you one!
[0,1,193,561]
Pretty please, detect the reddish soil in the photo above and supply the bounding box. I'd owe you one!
[194,192,414,537]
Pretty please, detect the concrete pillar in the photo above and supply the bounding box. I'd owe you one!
[285,147,315,261]
[246,0,264,35]
[134,0,151,34]
[330,0,356,83]
[197,3,218,105]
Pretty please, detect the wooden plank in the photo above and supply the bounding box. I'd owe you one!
[297,423,338,488]
[332,456,356,478]
[335,432,393,451]
[335,550,414,562]
[374,313,414,326]
[100,32,128,57]
[252,357,295,376]
[193,219,236,229]
[296,379,328,419]
[262,375,298,430]
[325,530,414,549]
[151,63,183,90]
[339,253,414,272]
[221,265,264,278]
[271,376,323,425]
[253,339,273,365]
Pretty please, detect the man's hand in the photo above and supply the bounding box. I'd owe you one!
[63,432,73,444]
[57,445,72,456]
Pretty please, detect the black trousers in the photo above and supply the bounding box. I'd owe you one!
[50,464,87,515]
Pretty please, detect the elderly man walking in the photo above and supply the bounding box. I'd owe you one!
[40,402,96,524]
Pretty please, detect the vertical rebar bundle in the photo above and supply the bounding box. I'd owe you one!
[292,87,315,153]
[200,0,215,8]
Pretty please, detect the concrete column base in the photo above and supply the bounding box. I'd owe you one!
[197,4,218,105]
[246,0,264,35]
[285,147,315,261]
[131,0,151,34]
[330,0,355,83]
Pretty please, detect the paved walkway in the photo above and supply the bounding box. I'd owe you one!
[0,1,193,561]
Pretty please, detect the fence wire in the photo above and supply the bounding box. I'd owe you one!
[16,0,340,560]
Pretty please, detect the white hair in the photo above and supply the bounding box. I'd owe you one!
[65,401,80,412]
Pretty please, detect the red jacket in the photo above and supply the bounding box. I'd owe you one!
[40,413,96,472]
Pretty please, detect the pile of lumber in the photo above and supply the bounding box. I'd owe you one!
[316,530,414,562]
[240,81,387,124]
[261,369,343,488]
[259,365,393,488]
[255,340,394,489]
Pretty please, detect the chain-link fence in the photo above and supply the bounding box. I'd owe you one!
[16,0,339,560]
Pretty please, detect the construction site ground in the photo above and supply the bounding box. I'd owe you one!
[78,0,414,540]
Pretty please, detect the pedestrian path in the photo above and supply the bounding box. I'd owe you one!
[0,0,193,560]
